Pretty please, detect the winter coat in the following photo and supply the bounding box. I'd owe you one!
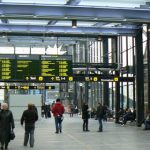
[21,109,38,126]
[52,102,65,117]
[82,104,89,119]
[0,110,15,143]
[96,105,105,119]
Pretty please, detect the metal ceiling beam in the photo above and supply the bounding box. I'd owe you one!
[0,4,150,22]
[1,18,8,24]
[140,2,150,8]
[48,0,81,25]
[66,0,81,5]
[0,25,138,36]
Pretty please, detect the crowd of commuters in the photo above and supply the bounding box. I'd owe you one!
[0,99,150,149]
[41,104,51,118]
[116,108,136,125]
[81,102,107,132]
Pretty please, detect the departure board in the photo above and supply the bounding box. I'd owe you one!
[16,60,40,80]
[0,59,15,80]
[41,55,72,77]
[41,60,72,76]
[0,55,73,81]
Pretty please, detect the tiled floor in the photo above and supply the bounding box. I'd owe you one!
[8,114,150,150]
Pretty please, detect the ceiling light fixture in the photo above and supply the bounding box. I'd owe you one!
[97,36,102,41]
[72,20,77,28]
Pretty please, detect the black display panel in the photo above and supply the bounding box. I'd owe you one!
[0,55,73,81]
[16,60,41,80]
[41,60,72,76]
[41,55,72,77]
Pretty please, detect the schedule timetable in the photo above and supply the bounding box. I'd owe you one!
[0,55,72,81]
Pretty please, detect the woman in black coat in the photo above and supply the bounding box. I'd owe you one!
[0,103,15,150]
[82,102,90,131]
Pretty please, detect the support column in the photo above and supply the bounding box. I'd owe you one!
[135,28,144,126]
[147,25,150,111]
[102,37,109,106]
[84,41,89,104]
[112,36,120,123]
[115,71,120,123]
[74,82,78,107]
[73,44,78,107]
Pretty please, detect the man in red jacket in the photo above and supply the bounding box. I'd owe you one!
[52,98,65,134]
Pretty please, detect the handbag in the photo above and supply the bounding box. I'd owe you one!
[10,130,15,140]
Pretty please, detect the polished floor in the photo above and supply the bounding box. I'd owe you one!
[8,114,150,150]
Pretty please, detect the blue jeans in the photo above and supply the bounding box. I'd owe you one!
[98,117,103,131]
[24,125,35,147]
[55,117,62,133]
[83,119,89,131]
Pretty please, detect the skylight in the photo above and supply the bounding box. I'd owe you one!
[55,21,95,27]
[15,47,30,54]
[9,19,49,26]
[79,0,145,8]
[0,47,14,54]
[2,0,66,5]
[31,47,45,55]
[55,21,71,26]
[77,21,95,27]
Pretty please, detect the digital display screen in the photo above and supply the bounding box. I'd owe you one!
[16,60,40,80]
[41,60,72,76]
[0,59,15,80]
[0,55,73,81]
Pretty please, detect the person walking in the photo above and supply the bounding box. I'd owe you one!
[21,103,38,148]
[96,103,105,132]
[0,103,15,150]
[82,102,90,132]
[52,98,65,134]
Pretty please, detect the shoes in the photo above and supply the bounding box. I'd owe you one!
[86,130,90,132]
[97,130,103,132]
[4,146,7,150]
[55,131,58,134]
[143,128,148,130]
[1,147,3,150]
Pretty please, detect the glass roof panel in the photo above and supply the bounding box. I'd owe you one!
[15,47,30,54]
[2,0,66,5]
[77,21,96,26]
[79,0,146,8]
[0,47,14,54]
[9,19,49,25]
[55,21,71,26]
[55,21,95,27]
[31,47,45,54]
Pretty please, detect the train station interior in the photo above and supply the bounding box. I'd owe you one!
[0,0,150,150]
